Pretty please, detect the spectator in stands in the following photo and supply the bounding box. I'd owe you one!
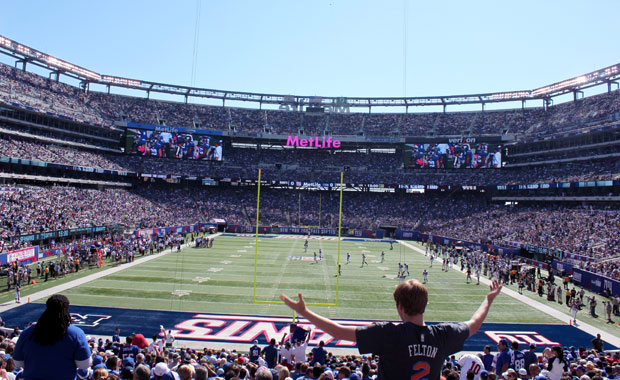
[13,294,92,379]
[543,346,568,380]
[280,279,502,380]
[480,345,494,372]
[523,344,538,376]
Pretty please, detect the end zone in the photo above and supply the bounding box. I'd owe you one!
[2,304,615,354]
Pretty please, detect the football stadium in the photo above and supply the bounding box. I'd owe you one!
[0,3,620,380]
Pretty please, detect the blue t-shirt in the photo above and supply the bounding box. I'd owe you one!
[262,345,278,368]
[120,344,140,360]
[310,346,328,365]
[496,348,513,375]
[523,351,538,375]
[13,324,91,380]
[480,353,494,371]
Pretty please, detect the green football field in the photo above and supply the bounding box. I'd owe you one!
[4,234,619,337]
[51,235,558,323]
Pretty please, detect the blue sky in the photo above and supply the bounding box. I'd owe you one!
[1,0,619,110]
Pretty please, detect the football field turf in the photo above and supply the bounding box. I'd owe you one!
[2,233,619,351]
[53,235,560,324]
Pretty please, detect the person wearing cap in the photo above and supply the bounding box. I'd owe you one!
[523,344,538,376]
[249,340,261,363]
[496,338,513,377]
[502,368,518,380]
[12,294,92,380]
[281,279,503,380]
[573,365,586,378]
[152,362,170,379]
[518,368,529,379]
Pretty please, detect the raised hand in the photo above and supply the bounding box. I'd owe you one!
[280,293,307,315]
[487,279,503,301]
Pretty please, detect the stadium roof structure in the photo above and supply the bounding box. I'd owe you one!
[1,34,620,111]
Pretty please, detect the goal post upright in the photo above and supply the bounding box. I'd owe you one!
[252,169,342,307]
[252,169,261,303]
[335,171,343,305]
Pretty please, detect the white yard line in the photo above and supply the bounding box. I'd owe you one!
[0,234,221,313]
[398,240,620,348]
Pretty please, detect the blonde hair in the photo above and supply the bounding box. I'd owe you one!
[93,368,109,380]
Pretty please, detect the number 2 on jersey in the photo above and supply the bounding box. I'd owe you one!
[411,361,431,380]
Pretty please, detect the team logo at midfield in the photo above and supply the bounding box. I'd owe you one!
[172,290,192,297]
[288,256,319,261]
[71,314,111,327]
[193,277,210,283]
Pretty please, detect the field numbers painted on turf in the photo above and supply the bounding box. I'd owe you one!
[244,246,252,248]
[230,255,241,257]
[377,267,389,271]
[237,250,247,253]
[193,277,210,283]
[221,261,232,264]
[172,290,192,297]
[384,274,397,279]
[208,268,223,272]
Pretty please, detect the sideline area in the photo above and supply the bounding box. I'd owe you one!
[0,234,220,314]
[398,240,620,348]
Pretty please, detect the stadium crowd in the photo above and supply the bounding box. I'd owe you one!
[1,183,620,280]
[1,316,619,380]
[1,134,619,187]
[3,62,620,138]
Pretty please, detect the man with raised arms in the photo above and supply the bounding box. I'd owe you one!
[280,279,502,380]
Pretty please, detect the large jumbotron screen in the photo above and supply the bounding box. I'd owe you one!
[124,128,223,161]
[403,142,502,169]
